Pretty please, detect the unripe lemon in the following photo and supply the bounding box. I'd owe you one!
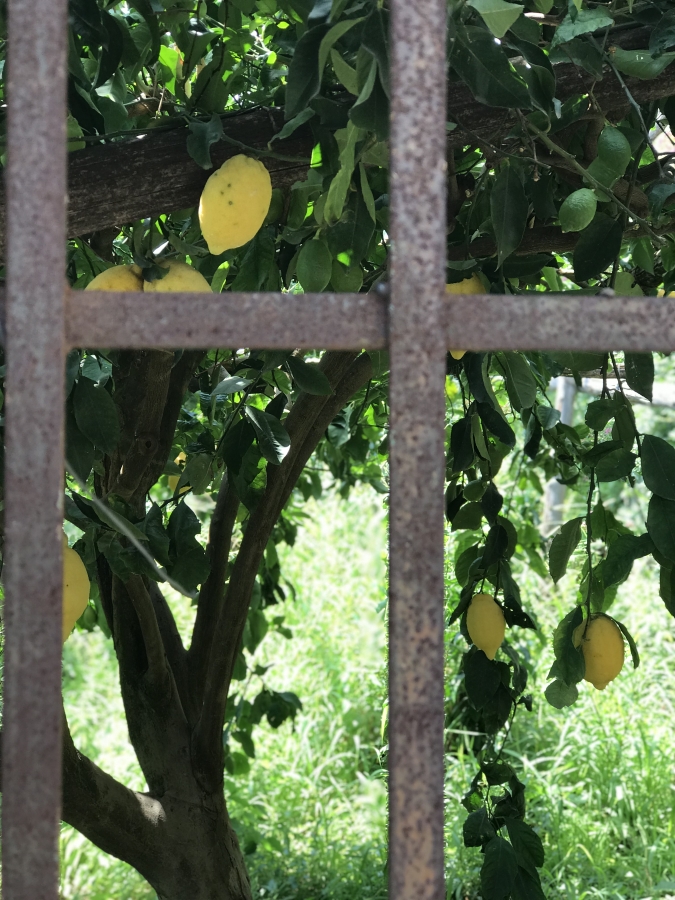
[597,126,632,176]
[143,260,212,293]
[466,592,506,660]
[85,265,143,292]
[572,614,625,690]
[63,537,90,643]
[447,274,484,360]
[559,189,597,233]
[199,154,272,254]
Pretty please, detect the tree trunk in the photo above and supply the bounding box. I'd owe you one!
[133,794,252,900]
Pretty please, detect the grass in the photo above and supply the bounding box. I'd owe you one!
[60,487,675,900]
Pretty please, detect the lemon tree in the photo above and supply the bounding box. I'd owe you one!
[6,0,675,897]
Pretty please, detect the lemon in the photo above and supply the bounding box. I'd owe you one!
[199,154,272,254]
[597,126,632,176]
[143,260,212,293]
[446,273,484,360]
[63,537,90,643]
[466,592,506,660]
[85,265,143,292]
[559,189,597,233]
[572,614,625,690]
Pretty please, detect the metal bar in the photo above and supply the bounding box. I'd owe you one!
[65,291,675,352]
[66,290,387,350]
[3,0,68,895]
[388,0,447,897]
[445,293,675,351]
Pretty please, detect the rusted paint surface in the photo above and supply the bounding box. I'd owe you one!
[388,0,448,898]
[445,293,675,351]
[3,0,68,896]
[66,290,388,350]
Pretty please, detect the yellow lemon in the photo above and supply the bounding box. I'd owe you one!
[143,260,212,293]
[657,289,675,297]
[198,154,272,254]
[573,614,625,690]
[466,592,505,660]
[446,274,484,360]
[85,265,143,291]
[168,451,188,494]
[63,538,90,643]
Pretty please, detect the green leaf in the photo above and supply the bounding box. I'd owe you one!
[510,865,546,900]
[285,23,332,118]
[468,0,523,39]
[478,401,516,448]
[549,517,583,583]
[73,377,120,455]
[491,165,528,266]
[323,121,361,225]
[211,376,251,398]
[641,434,675,500]
[330,48,359,95]
[481,837,518,900]
[624,352,654,401]
[451,416,475,473]
[548,351,606,373]
[269,107,315,144]
[552,606,585,684]
[506,819,544,871]
[318,17,363,78]
[647,494,675,562]
[296,240,332,292]
[361,8,390,95]
[573,214,623,282]
[66,402,95,483]
[545,678,579,709]
[602,533,654,588]
[585,397,620,430]
[550,7,614,49]
[286,356,333,395]
[452,502,484,531]
[140,503,170,567]
[348,63,389,140]
[451,25,532,109]
[611,48,675,80]
[464,650,501,709]
[594,447,636,482]
[463,808,497,848]
[359,163,377,222]
[245,407,291,465]
[128,0,161,64]
[615,618,640,669]
[496,352,537,410]
[650,9,675,55]
[659,565,675,617]
[186,113,223,169]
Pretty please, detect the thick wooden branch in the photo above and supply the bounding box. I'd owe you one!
[0,38,671,252]
[125,575,168,685]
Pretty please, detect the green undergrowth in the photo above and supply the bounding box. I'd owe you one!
[60,489,675,900]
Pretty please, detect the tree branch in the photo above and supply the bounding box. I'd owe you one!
[188,473,240,705]
[0,37,670,250]
[191,352,373,791]
[125,575,168,685]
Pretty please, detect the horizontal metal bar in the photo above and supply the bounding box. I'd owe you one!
[65,289,675,352]
[66,289,388,349]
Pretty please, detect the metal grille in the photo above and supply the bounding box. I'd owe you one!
[2,1,675,898]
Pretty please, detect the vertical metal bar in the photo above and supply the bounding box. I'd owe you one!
[388,0,447,898]
[3,0,68,895]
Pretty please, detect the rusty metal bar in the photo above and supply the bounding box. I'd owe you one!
[66,289,388,350]
[64,291,675,352]
[388,0,447,897]
[3,0,68,896]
